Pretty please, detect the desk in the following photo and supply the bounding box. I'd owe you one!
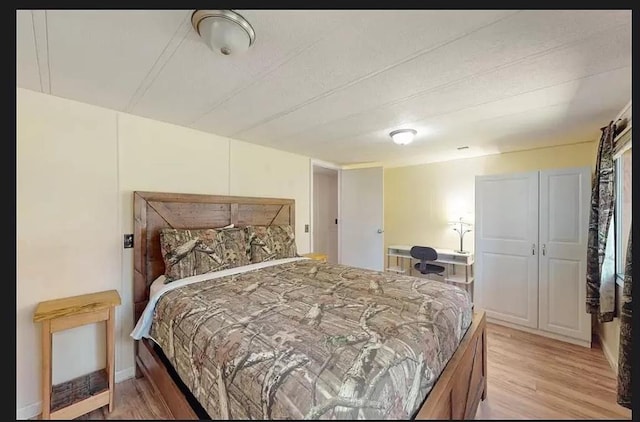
[386,245,474,300]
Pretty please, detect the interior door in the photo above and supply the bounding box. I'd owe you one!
[475,171,539,328]
[538,167,591,341]
[340,167,384,271]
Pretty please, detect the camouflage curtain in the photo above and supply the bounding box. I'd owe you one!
[617,228,631,409]
[586,121,616,323]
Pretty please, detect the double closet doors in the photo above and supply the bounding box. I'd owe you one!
[475,167,591,345]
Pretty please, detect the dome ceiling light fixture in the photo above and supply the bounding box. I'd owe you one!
[191,10,256,56]
[389,129,417,145]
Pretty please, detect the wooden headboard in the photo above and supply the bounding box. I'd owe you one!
[133,191,295,321]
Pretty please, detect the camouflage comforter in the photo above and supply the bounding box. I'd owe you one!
[149,259,472,420]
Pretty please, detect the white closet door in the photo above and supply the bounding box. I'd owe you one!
[538,167,591,341]
[475,172,539,328]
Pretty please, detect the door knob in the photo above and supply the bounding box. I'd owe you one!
[377,229,384,234]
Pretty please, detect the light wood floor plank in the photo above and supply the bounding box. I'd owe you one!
[476,323,631,420]
[32,323,630,420]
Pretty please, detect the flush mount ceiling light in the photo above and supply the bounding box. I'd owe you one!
[191,10,256,56]
[389,129,417,145]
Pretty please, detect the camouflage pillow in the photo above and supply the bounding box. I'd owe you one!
[245,225,298,263]
[159,227,250,283]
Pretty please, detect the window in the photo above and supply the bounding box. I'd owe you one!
[615,144,632,285]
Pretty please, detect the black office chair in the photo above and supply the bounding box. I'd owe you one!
[410,246,445,277]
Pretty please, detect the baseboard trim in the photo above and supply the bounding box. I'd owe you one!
[16,401,41,420]
[487,317,592,348]
[17,367,136,419]
[597,333,619,374]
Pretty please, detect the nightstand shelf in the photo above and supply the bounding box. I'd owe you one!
[50,369,109,417]
[303,252,328,263]
[34,290,121,420]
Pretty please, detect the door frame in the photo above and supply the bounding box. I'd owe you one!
[310,159,342,263]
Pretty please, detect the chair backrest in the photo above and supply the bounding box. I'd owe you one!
[410,246,438,262]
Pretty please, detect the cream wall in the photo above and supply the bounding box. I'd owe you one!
[384,141,598,254]
[229,140,310,243]
[16,88,311,418]
[17,90,120,417]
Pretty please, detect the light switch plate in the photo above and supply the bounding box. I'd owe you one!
[124,234,134,248]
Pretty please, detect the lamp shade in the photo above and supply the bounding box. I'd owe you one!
[192,10,255,56]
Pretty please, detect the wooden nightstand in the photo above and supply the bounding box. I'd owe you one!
[33,290,121,420]
[303,252,328,263]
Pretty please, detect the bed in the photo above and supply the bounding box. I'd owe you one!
[131,191,487,420]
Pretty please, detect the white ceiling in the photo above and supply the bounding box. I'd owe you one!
[17,10,631,166]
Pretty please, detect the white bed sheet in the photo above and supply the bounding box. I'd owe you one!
[149,275,166,298]
[130,257,308,340]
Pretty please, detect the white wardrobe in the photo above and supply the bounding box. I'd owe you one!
[475,167,592,347]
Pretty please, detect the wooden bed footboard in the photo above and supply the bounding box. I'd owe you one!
[135,311,487,420]
[415,310,487,420]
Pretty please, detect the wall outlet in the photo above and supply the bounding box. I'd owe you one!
[123,234,134,248]
[304,224,309,233]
